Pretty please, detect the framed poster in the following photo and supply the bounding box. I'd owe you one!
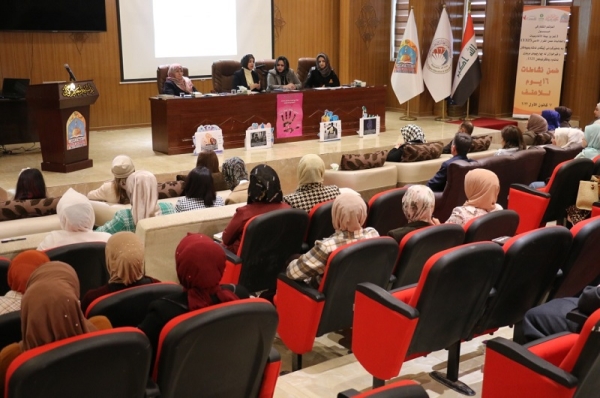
[245,128,273,151]
[193,127,224,154]
[319,120,342,142]
[358,116,380,137]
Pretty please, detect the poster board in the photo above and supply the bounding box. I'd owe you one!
[357,116,380,137]
[193,127,224,155]
[245,128,273,151]
[319,121,342,142]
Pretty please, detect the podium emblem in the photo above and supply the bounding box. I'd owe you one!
[66,111,87,150]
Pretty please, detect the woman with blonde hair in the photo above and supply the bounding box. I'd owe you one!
[87,155,135,204]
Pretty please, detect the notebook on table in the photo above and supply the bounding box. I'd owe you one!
[0,78,30,99]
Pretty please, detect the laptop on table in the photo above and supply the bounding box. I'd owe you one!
[0,78,30,99]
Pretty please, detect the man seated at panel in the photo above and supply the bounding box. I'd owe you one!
[427,133,473,192]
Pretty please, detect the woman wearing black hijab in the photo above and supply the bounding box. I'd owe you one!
[232,53,261,92]
[267,56,302,91]
[304,53,340,88]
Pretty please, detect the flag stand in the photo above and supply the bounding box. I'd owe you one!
[462,98,475,121]
[400,101,417,121]
[435,100,451,122]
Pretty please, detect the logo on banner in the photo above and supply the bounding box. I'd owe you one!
[395,39,419,74]
[66,111,87,150]
[425,38,451,75]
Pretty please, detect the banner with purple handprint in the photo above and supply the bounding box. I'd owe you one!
[276,93,303,138]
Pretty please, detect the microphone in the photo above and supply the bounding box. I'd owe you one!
[255,64,266,69]
[64,63,77,82]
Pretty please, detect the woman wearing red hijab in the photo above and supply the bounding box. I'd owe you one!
[138,233,246,355]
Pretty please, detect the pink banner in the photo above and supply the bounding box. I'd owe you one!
[276,93,303,138]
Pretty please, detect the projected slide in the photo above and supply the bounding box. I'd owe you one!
[118,0,273,81]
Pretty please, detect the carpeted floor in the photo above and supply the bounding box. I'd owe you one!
[447,118,518,130]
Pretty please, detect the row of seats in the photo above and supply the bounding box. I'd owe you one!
[156,57,317,95]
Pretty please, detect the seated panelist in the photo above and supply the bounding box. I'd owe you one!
[163,63,197,96]
[303,53,340,88]
[232,54,261,92]
[267,56,301,91]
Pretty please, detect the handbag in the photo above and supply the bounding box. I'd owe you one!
[575,179,599,211]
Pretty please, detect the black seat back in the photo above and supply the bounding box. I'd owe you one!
[0,257,10,295]
[366,188,407,236]
[239,209,309,292]
[46,242,108,298]
[304,200,335,250]
[574,320,600,397]
[544,158,593,223]
[0,310,21,349]
[463,209,520,243]
[316,237,398,335]
[393,224,465,289]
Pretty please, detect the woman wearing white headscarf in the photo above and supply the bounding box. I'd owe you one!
[286,193,379,286]
[388,185,439,243]
[37,188,111,250]
[553,127,584,149]
[96,171,175,234]
[283,154,340,212]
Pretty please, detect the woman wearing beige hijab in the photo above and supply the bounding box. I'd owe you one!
[38,188,111,250]
[445,169,502,226]
[96,171,175,234]
[0,262,111,392]
[283,154,341,212]
[81,232,159,312]
[286,193,379,285]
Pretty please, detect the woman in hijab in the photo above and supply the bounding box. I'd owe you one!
[267,56,302,91]
[522,114,550,146]
[80,232,159,312]
[388,185,440,243]
[0,262,111,391]
[88,155,135,204]
[303,53,340,88]
[96,171,175,234]
[232,54,261,92]
[221,165,290,253]
[162,64,197,96]
[222,157,250,205]
[553,127,584,149]
[286,193,379,286]
[575,124,600,159]
[38,188,111,250]
[542,109,561,132]
[284,154,340,212]
[0,250,49,315]
[138,233,243,356]
[386,124,426,162]
[555,106,573,128]
[446,169,502,226]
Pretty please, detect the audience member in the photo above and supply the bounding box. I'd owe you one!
[87,155,135,204]
[222,157,250,205]
[286,193,379,287]
[175,167,224,212]
[14,168,46,200]
[522,114,549,146]
[303,53,340,88]
[0,250,49,315]
[96,171,175,234]
[284,154,340,212]
[541,109,561,132]
[267,56,302,91]
[446,169,502,226]
[232,54,261,92]
[575,124,600,159]
[163,63,197,96]
[194,150,228,191]
[386,124,426,162]
[522,284,600,343]
[594,102,600,124]
[38,188,111,250]
[495,125,526,155]
[81,232,159,312]
[428,133,473,192]
[553,127,584,148]
[442,121,474,154]
[138,233,244,357]
[555,106,572,127]
[0,262,111,391]
[388,185,439,243]
[221,165,290,253]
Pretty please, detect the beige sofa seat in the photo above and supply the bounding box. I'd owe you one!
[136,203,245,283]
[323,164,398,201]
[0,232,47,259]
[0,215,61,240]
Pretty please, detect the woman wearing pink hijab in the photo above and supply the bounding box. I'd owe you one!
[163,63,197,96]
[445,169,502,226]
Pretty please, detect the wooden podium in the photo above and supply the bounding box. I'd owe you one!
[27,81,99,173]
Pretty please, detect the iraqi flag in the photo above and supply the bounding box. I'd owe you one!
[450,13,481,106]
[423,7,453,103]
[391,9,423,104]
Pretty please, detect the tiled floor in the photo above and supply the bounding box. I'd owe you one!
[0,111,511,397]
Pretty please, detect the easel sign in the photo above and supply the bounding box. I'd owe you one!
[193,127,224,155]
[245,128,273,151]
[319,120,342,142]
[358,116,380,137]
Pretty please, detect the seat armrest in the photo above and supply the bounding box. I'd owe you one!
[486,337,578,388]
[337,390,359,398]
[566,309,588,331]
[267,346,281,363]
[277,274,325,302]
[357,283,418,319]
[224,249,242,264]
[510,183,552,199]
[144,378,161,398]
[389,283,417,294]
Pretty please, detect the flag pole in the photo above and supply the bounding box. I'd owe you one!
[435,100,451,122]
[463,98,474,121]
[400,101,417,121]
